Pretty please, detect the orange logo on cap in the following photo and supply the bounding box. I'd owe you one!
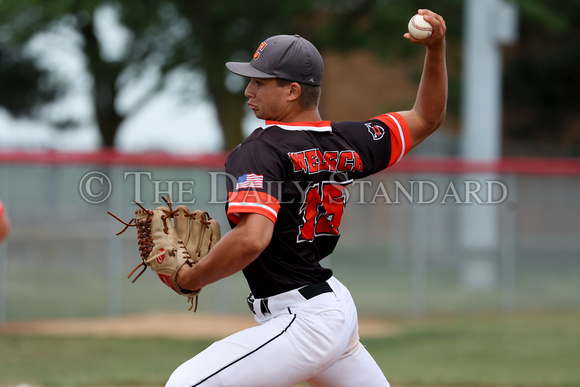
[253,42,267,60]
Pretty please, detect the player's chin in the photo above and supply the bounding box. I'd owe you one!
[249,107,263,119]
[253,110,268,120]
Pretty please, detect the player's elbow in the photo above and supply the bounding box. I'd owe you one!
[423,103,447,131]
[409,110,446,149]
[436,108,447,128]
[430,111,446,135]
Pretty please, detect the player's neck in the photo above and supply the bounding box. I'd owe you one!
[282,108,322,123]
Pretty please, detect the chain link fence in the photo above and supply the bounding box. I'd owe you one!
[1,152,579,321]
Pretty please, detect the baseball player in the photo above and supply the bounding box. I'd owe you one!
[169,9,447,387]
[0,199,10,244]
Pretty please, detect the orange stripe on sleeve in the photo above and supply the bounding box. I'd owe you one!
[227,191,280,224]
[374,112,411,168]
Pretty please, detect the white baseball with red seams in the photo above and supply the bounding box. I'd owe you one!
[408,14,433,40]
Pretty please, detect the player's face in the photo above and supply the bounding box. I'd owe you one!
[245,78,292,121]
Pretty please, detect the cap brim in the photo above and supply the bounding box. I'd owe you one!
[226,62,276,79]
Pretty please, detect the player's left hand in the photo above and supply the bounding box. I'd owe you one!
[108,196,221,311]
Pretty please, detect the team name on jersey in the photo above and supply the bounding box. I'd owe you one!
[288,148,363,174]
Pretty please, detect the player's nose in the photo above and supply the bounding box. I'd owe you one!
[244,82,255,98]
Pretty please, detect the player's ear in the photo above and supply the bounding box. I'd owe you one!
[287,82,302,102]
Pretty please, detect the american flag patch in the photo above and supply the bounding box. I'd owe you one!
[236,173,263,190]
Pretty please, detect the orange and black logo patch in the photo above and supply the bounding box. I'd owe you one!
[366,123,385,140]
[253,42,267,60]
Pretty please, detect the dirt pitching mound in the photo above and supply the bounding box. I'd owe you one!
[0,312,396,339]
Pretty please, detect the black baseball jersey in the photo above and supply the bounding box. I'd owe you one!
[225,112,411,298]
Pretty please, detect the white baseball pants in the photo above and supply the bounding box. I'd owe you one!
[166,276,390,387]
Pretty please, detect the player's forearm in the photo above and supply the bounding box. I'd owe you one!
[412,43,448,139]
[177,229,256,290]
[177,214,273,291]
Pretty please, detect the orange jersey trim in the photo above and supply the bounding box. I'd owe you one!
[0,201,4,217]
[264,120,332,132]
[374,112,411,167]
[227,190,281,224]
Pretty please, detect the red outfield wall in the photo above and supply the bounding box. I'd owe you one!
[1,149,579,175]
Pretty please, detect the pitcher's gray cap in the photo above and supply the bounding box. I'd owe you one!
[226,34,323,86]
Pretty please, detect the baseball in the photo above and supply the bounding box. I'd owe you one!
[408,14,433,40]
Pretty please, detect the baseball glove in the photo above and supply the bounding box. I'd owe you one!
[108,196,221,311]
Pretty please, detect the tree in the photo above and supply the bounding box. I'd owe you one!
[1,0,458,150]
[1,0,578,154]
[0,41,62,117]
[167,0,321,150]
[0,0,193,147]
[503,0,580,154]
[0,0,321,150]
[0,0,461,150]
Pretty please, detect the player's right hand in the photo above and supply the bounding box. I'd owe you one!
[404,9,447,48]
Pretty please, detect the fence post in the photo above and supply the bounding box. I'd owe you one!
[107,166,122,316]
[411,203,429,314]
[500,175,517,311]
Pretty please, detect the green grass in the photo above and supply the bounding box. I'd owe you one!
[366,312,580,386]
[0,335,214,386]
[1,312,580,386]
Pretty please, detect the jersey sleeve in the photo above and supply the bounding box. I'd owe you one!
[373,112,411,168]
[225,140,284,224]
[334,112,411,177]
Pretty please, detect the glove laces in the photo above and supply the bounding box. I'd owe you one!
[108,197,200,312]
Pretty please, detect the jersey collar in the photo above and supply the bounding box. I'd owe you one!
[264,120,332,132]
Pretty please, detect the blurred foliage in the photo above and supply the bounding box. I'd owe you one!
[0,0,578,153]
[0,42,63,116]
[0,0,194,147]
[503,0,580,154]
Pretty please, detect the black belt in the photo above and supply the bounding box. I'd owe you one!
[247,281,333,315]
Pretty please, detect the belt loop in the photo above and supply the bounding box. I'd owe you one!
[247,293,272,315]
[260,298,271,315]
